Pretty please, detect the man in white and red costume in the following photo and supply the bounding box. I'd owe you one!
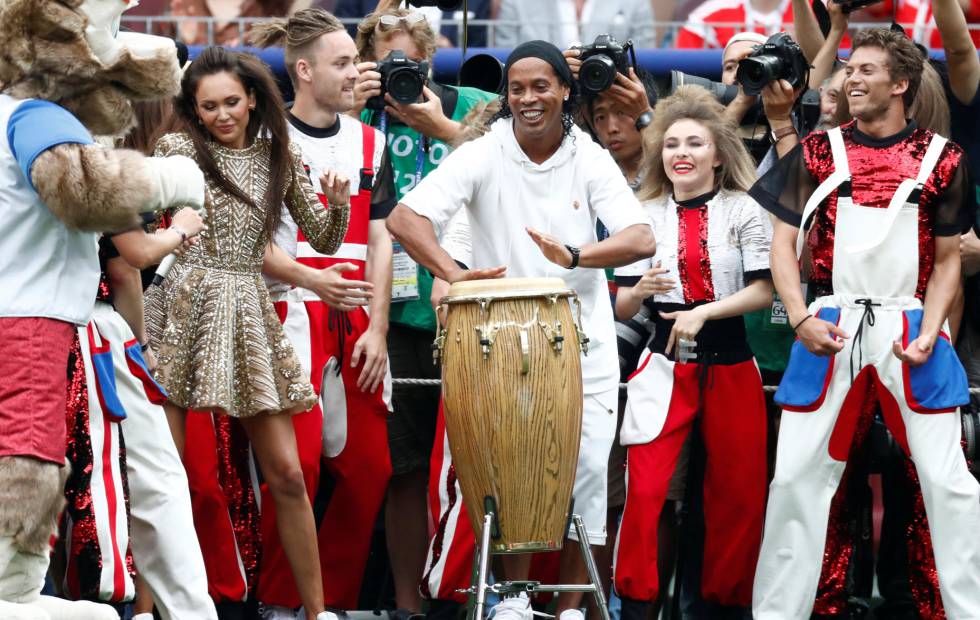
[252,9,396,617]
[749,27,980,619]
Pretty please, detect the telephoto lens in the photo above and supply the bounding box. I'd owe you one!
[581,55,618,94]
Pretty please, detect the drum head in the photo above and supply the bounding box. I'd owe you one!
[444,277,572,302]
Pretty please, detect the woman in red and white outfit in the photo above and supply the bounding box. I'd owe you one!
[612,85,772,618]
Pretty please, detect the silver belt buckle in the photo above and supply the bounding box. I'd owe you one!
[677,338,698,363]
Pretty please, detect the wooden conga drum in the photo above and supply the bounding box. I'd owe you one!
[436,278,586,553]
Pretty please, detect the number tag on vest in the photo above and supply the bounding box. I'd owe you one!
[392,242,420,302]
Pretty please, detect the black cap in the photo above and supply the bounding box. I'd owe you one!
[503,40,578,97]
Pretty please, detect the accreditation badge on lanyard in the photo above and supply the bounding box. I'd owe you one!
[392,241,420,302]
[380,111,426,303]
[770,284,808,326]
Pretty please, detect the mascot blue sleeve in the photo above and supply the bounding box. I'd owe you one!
[7,100,94,187]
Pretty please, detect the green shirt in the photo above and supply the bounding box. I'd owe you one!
[744,290,813,373]
[363,84,498,333]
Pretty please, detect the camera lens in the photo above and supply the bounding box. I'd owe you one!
[736,55,782,96]
[388,67,425,104]
[580,55,617,95]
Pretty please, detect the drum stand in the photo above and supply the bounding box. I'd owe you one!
[462,513,610,620]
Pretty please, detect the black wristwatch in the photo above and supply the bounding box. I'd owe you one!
[565,244,580,269]
[635,110,653,132]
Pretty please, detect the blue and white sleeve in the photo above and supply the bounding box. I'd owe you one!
[7,100,94,188]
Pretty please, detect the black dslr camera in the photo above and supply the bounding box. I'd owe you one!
[578,34,637,96]
[735,32,809,97]
[366,50,430,111]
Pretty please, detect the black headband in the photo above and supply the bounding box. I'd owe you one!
[503,40,578,97]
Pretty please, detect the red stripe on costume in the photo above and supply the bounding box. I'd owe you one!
[100,414,126,600]
[88,325,114,421]
[677,206,714,304]
[123,339,167,405]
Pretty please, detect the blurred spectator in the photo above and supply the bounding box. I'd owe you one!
[119,0,170,33]
[335,0,493,47]
[170,0,294,45]
[866,0,980,47]
[495,0,656,49]
[675,0,793,48]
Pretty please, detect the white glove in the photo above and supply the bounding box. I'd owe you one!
[142,155,206,213]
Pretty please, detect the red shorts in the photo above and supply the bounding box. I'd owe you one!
[0,317,76,464]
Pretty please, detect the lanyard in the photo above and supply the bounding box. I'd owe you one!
[378,111,427,186]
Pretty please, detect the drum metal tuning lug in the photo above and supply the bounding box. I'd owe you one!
[538,320,565,352]
[475,323,499,359]
[431,329,447,365]
[577,327,590,355]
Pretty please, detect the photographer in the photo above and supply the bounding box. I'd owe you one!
[723,31,807,160]
[348,8,498,618]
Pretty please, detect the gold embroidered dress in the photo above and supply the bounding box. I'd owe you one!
[146,132,349,417]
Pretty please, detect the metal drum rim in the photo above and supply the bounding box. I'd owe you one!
[440,288,577,305]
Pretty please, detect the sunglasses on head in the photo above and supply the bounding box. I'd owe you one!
[377,12,427,30]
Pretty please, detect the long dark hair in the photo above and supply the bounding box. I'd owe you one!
[124,99,175,155]
[173,46,291,239]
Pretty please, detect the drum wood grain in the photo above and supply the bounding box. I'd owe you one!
[440,279,584,553]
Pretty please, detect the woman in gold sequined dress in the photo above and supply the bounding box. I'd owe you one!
[145,47,349,620]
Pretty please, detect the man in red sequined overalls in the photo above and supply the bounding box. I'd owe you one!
[748,28,980,619]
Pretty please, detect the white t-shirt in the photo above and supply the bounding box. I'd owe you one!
[401,118,651,394]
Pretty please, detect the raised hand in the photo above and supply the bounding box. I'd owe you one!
[319,170,351,208]
[526,227,573,268]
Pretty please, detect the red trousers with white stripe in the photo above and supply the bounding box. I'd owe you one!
[421,403,564,603]
[257,293,392,609]
[421,402,473,603]
[614,355,767,606]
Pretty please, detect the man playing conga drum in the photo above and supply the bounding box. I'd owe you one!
[386,40,655,620]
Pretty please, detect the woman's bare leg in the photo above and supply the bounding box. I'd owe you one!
[133,574,154,616]
[240,413,324,620]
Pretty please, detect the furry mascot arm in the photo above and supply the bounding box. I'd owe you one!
[31,144,205,232]
[10,97,205,233]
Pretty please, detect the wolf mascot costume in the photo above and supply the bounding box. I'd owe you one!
[0,1,205,618]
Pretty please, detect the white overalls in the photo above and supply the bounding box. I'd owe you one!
[753,127,980,619]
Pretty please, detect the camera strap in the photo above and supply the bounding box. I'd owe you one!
[378,111,428,186]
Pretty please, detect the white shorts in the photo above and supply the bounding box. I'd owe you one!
[569,387,618,544]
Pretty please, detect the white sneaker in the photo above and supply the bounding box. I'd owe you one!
[315,612,342,620]
[132,615,155,620]
[558,610,584,620]
[260,604,299,620]
[488,593,533,620]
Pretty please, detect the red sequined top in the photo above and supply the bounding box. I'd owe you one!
[750,121,972,300]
